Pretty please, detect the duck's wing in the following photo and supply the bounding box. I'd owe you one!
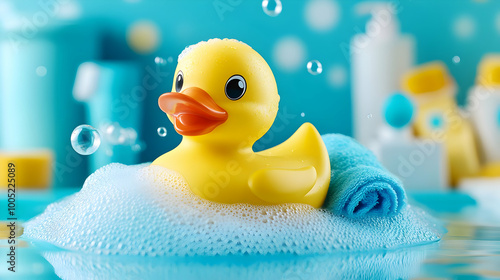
[252,123,331,207]
[257,122,325,158]
[249,166,317,204]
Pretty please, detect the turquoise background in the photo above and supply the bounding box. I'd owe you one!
[1,0,499,181]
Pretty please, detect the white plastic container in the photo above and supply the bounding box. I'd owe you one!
[378,137,448,190]
[351,2,415,147]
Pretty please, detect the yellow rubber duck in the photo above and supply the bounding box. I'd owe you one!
[152,39,330,208]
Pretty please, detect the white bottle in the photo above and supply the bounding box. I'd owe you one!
[374,93,449,190]
[468,55,500,163]
[351,2,415,148]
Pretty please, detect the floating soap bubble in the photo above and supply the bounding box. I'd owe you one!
[104,123,126,145]
[71,125,101,155]
[131,140,146,152]
[262,0,282,17]
[307,60,323,75]
[301,112,305,117]
[154,56,167,66]
[122,128,138,145]
[102,122,138,146]
[157,127,167,137]
[132,143,144,152]
[452,56,461,64]
[167,56,174,63]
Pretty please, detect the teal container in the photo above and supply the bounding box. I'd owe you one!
[0,21,99,187]
[73,61,142,171]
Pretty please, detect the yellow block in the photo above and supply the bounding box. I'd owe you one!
[402,61,452,94]
[0,221,23,240]
[0,150,53,189]
[476,54,500,86]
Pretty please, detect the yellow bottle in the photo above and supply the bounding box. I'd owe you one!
[402,62,480,186]
[469,55,500,177]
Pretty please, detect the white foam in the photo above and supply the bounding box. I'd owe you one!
[23,163,443,256]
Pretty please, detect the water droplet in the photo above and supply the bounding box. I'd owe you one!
[71,125,101,155]
[262,0,282,17]
[154,56,167,66]
[300,112,305,117]
[307,60,323,75]
[167,56,174,63]
[157,127,167,137]
[36,66,47,77]
[367,114,373,119]
[452,55,461,64]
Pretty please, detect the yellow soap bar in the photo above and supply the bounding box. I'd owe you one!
[0,221,23,240]
[402,61,451,94]
[476,54,500,86]
[0,150,53,189]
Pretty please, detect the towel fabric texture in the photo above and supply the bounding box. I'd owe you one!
[321,134,406,218]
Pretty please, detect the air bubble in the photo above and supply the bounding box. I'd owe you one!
[307,60,323,75]
[157,127,167,137]
[262,0,282,17]
[154,56,167,66]
[71,125,101,155]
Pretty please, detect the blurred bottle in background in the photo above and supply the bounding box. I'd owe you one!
[73,61,143,171]
[403,62,481,186]
[0,20,99,187]
[351,2,415,148]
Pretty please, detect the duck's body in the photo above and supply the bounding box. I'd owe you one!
[152,39,330,208]
[154,122,330,207]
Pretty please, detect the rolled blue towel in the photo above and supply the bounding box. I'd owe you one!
[321,134,406,218]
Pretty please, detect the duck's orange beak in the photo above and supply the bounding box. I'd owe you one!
[158,87,228,136]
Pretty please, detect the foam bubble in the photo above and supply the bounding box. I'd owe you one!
[23,163,443,256]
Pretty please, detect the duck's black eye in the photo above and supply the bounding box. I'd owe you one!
[225,75,246,100]
[175,71,184,92]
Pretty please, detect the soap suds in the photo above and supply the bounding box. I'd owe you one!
[23,163,443,256]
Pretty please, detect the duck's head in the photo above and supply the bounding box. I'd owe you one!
[158,38,279,146]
